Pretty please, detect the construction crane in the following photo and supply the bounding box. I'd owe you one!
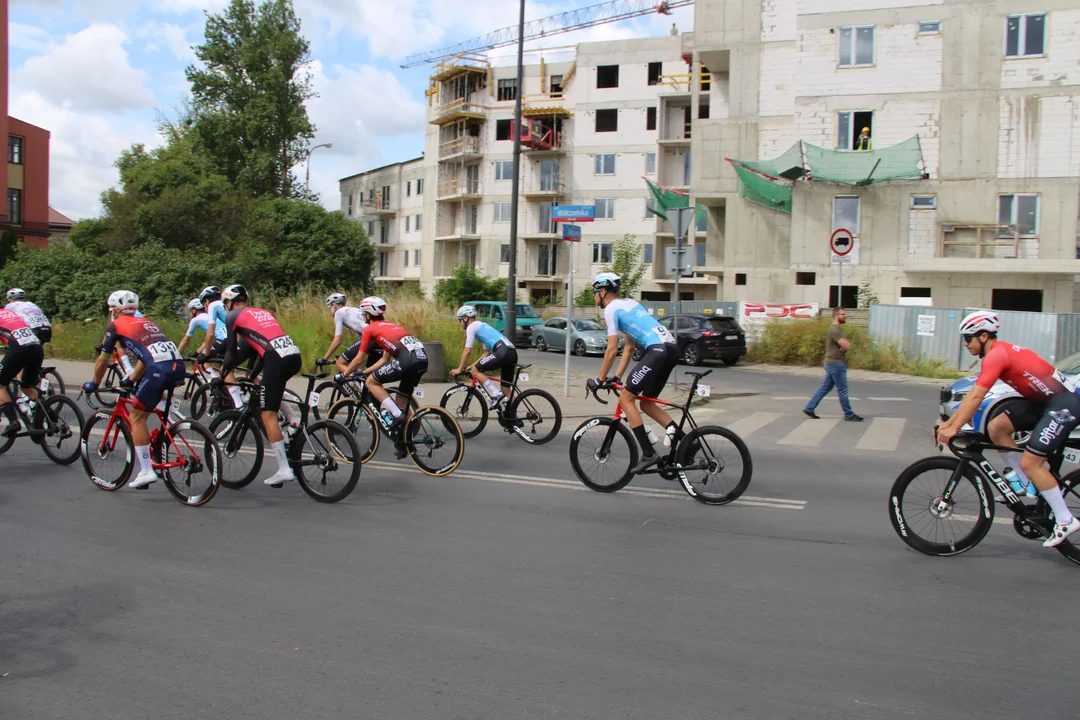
[399,0,694,68]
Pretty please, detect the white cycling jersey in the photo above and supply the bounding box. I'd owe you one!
[5,300,50,329]
[334,306,367,338]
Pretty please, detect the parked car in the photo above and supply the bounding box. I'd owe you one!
[532,317,625,356]
[465,300,544,347]
[631,314,748,366]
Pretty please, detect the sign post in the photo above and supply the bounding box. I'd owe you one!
[553,209,592,396]
[830,228,854,308]
[667,206,696,386]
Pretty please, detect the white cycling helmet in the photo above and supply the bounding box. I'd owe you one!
[221,284,248,302]
[199,285,222,303]
[592,272,621,293]
[6,288,26,302]
[959,310,1000,336]
[326,293,347,308]
[187,298,202,313]
[107,290,139,314]
[456,305,477,320]
[359,296,386,318]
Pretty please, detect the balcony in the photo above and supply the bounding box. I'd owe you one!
[437,177,482,201]
[903,222,1080,274]
[521,217,559,241]
[520,239,569,281]
[439,136,484,161]
[360,196,396,216]
[431,98,487,126]
[520,168,567,199]
[434,223,480,241]
[521,94,572,120]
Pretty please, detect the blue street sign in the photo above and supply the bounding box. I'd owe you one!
[551,205,595,222]
[562,224,581,242]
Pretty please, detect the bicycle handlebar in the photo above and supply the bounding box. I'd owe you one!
[585,380,622,405]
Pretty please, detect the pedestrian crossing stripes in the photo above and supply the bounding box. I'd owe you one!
[855,417,906,452]
[778,417,840,447]
[725,412,784,439]
[708,411,916,452]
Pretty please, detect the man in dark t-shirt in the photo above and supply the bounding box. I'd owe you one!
[803,307,863,422]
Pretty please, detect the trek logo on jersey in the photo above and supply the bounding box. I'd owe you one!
[1022,371,1054,397]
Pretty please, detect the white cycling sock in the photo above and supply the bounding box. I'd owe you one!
[1041,486,1075,525]
[381,397,402,418]
[270,440,292,475]
[229,386,244,408]
[1000,451,1033,483]
[483,380,501,399]
[280,399,300,426]
[135,444,153,473]
[207,367,220,380]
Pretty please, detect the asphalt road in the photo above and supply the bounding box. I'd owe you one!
[2,369,1078,720]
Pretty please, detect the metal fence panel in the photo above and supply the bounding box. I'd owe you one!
[1057,314,1080,365]
[640,301,740,318]
[976,308,1057,363]
[869,305,966,369]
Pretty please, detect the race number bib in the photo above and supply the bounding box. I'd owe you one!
[271,335,300,357]
[25,314,47,329]
[11,327,38,346]
[1055,369,1079,394]
[401,335,425,352]
[654,325,675,343]
[147,340,181,363]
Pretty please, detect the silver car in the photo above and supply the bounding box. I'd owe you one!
[532,317,624,356]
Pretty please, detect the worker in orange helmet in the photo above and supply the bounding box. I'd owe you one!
[856,127,872,151]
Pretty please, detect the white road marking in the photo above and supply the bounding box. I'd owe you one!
[724,412,784,439]
[777,418,841,447]
[855,418,906,452]
[867,397,911,402]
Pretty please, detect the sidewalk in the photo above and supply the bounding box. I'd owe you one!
[736,361,957,387]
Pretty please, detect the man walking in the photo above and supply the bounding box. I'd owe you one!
[803,308,863,422]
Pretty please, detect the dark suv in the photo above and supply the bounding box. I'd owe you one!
[632,314,748,366]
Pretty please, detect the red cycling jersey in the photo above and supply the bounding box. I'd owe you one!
[358,321,423,357]
[225,307,289,358]
[102,314,180,367]
[975,341,1073,402]
[0,308,38,347]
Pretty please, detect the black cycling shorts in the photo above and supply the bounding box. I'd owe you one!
[132,361,186,411]
[32,327,52,344]
[341,341,382,368]
[258,350,302,413]
[371,350,428,397]
[208,337,227,358]
[0,343,44,388]
[474,342,518,385]
[625,343,679,399]
[1004,392,1080,458]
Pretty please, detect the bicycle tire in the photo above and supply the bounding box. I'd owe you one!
[508,389,561,445]
[38,395,85,466]
[41,368,66,397]
[207,410,263,489]
[439,385,488,438]
[292,419,361,503]
[404,406,463,477]
[888,456,995,557]
[674,425,752,505]
[189,382,239,420]
[95,365,122,408]
[80,412,134,490]
[181,372,203,402]
[0,405,15,454]
[158,419,221,506]
[1048,469,1080,566]
[310,380,341,420]
[569,417,638,493]
[327,398,379,463]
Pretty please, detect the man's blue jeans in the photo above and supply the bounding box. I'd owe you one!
[805,362,854,418]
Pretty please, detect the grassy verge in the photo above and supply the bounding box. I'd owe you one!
[747,318,965,379]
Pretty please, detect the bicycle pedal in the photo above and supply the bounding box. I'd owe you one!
[268,483,283,489]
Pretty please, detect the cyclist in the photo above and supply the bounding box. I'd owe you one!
[217,284,303,487]
[589,272,680,473]
[936,310,1080,547]
[5,288,51,344]
[81,291,184,488]
[0,305,44,438]
[340,296,428,455]
[195,285,244,410]
[451,304,517,410]
[318,292,380,374]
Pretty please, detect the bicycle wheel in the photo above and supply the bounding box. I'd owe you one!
[1048,469,1080,566]
[404,406,463,477]
[292,420,361,503]
[888,456,994,557]
[180,373,203,403]
[0,393,16,454]
[80,412,134,490]
[207,410,263,489]
[674,426,752,505]
[158,420,221,506]
[38,395,85,466]
[568,417,638,492]
[310,380,341,420]
[508,389,561,445]
[327,398,379,463]
[439,385,488,438]
[189,382,238,421]
[40,368,65,397]
[95,365,122,408]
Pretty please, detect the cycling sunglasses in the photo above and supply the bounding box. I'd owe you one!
[962,333,977,344]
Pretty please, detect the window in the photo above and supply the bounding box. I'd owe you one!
[7,188,21,224]
[917,20,941,35]
[683,152,691,185]
[837,111,873,151]
[646,107,657,131]
[592,242,613,264]
[701,65,711,92]
[900,287,932,297]
[596,65,619,89]
[645,152,656,175]
[414,249,420,266]
[415,213,422,231]
[796,271,816,285]
[735,273,747,286]
[500,243,511,263]
[378,251,389,277]
[494,202,513,222]
[695,244,706,267]
[465,204,479,234]
[416,178,424,194]
[406,181,411,197]
[404,250,410,267]
[594,153,616,175]
[643,243,654,264]
[992,288,1043,312]
[595,109,618,133]
[699,101,710,120]
[463,244,477,269]
[367,221,374,236]
[646,198,656,219]
[8,136,22,165]
[496,119,512,141]
[1005,14,1046,58]
[404,216,410,232]
[838,26,875,67]
[648,61,663,85]
[497,78,518,101]
[696,210,707,232]
[594,198,615,220]
[830,285,858,309]
[347,193,353,217]
[998,194,1040,237]
[550,75,564,96]
[911,194,937,209]
[495,160,515,180]
[833,196,861,236]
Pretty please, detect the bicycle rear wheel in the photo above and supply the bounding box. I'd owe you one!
[675,426,752,505]
[1049,469,1080,566]
[888,456,994,557]
[207,410,263,489]
[80,412,134,490]
[439,385,488,438]
[508,389,561,445]
[292,420,361,503]
[327,398,379,463]
[158,420,221,506]
[404,406,463,476]
[569,417,637,493]
[40,368,65,397]
[95,365,123,408]
[38,395,85,465]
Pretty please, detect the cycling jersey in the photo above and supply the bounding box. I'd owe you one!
[206,300,228,332]
[5,301,50,331]
[101,314,182,367]
[0,308,39,347]
[465,320,510,351]
[334,306,367,338]
[603,298,674,349]
[975,341,1075,403]
[186,311,228,341]
[359,321,425,359]
[222,307,298,363]
[0,310,43,388]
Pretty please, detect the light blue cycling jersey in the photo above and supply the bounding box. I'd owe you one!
[465,320,511,350]
[206,300,228,330]
[603,298,674,348]
[186,311,228,341]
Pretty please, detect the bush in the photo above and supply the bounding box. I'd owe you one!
[433,265,507,309]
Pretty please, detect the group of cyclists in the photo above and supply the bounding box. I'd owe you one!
[2,272,1079,548]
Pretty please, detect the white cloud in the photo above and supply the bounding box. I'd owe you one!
[9,23,53,53]
[136,21,198,62]
[15,24,155,114]
[153,0,229,15]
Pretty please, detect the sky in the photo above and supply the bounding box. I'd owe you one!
[9,0,694,221]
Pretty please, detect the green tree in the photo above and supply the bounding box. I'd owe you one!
[0,229,18,271]
[575,234,648,305]
[186,0,316,199]
[434,265,507,309]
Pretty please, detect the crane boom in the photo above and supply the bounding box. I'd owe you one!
[399,0,694,68]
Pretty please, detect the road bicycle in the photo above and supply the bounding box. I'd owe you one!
[0,380,84,464]
[309,358,418,420]
[78,383,221,506]
[325,375,464,477]
[37,365,66,397]
[441,364,561,444]
[888,429,1080,565]
[569,369,752,505]
[206,373,361,503]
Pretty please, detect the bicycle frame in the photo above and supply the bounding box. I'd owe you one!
[87,387,202,474]
[454,365,524,404]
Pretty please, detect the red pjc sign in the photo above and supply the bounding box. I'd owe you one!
[738,302,820,338]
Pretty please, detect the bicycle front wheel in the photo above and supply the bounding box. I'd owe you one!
[508,389,561,445]
[95,365,122,408]
[675,426,752,505]
[207,410,263,489]
[80,412,134,490]
[1046,469,1080,566]
[159,420,221,506]
[41,368,66,396]
[404,406,463,477]
[327,398,379,463]
[888,456,994,557]
[439,385,488,438]
[39,395,85,466]
[310,380,341,420]
[569,417,637,493]
[292,420,361,503]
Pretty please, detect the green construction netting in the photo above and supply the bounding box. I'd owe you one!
[732,163,793,214]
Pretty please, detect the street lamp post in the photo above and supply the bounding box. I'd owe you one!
[304,142,333,200]
[504,0,526,347]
